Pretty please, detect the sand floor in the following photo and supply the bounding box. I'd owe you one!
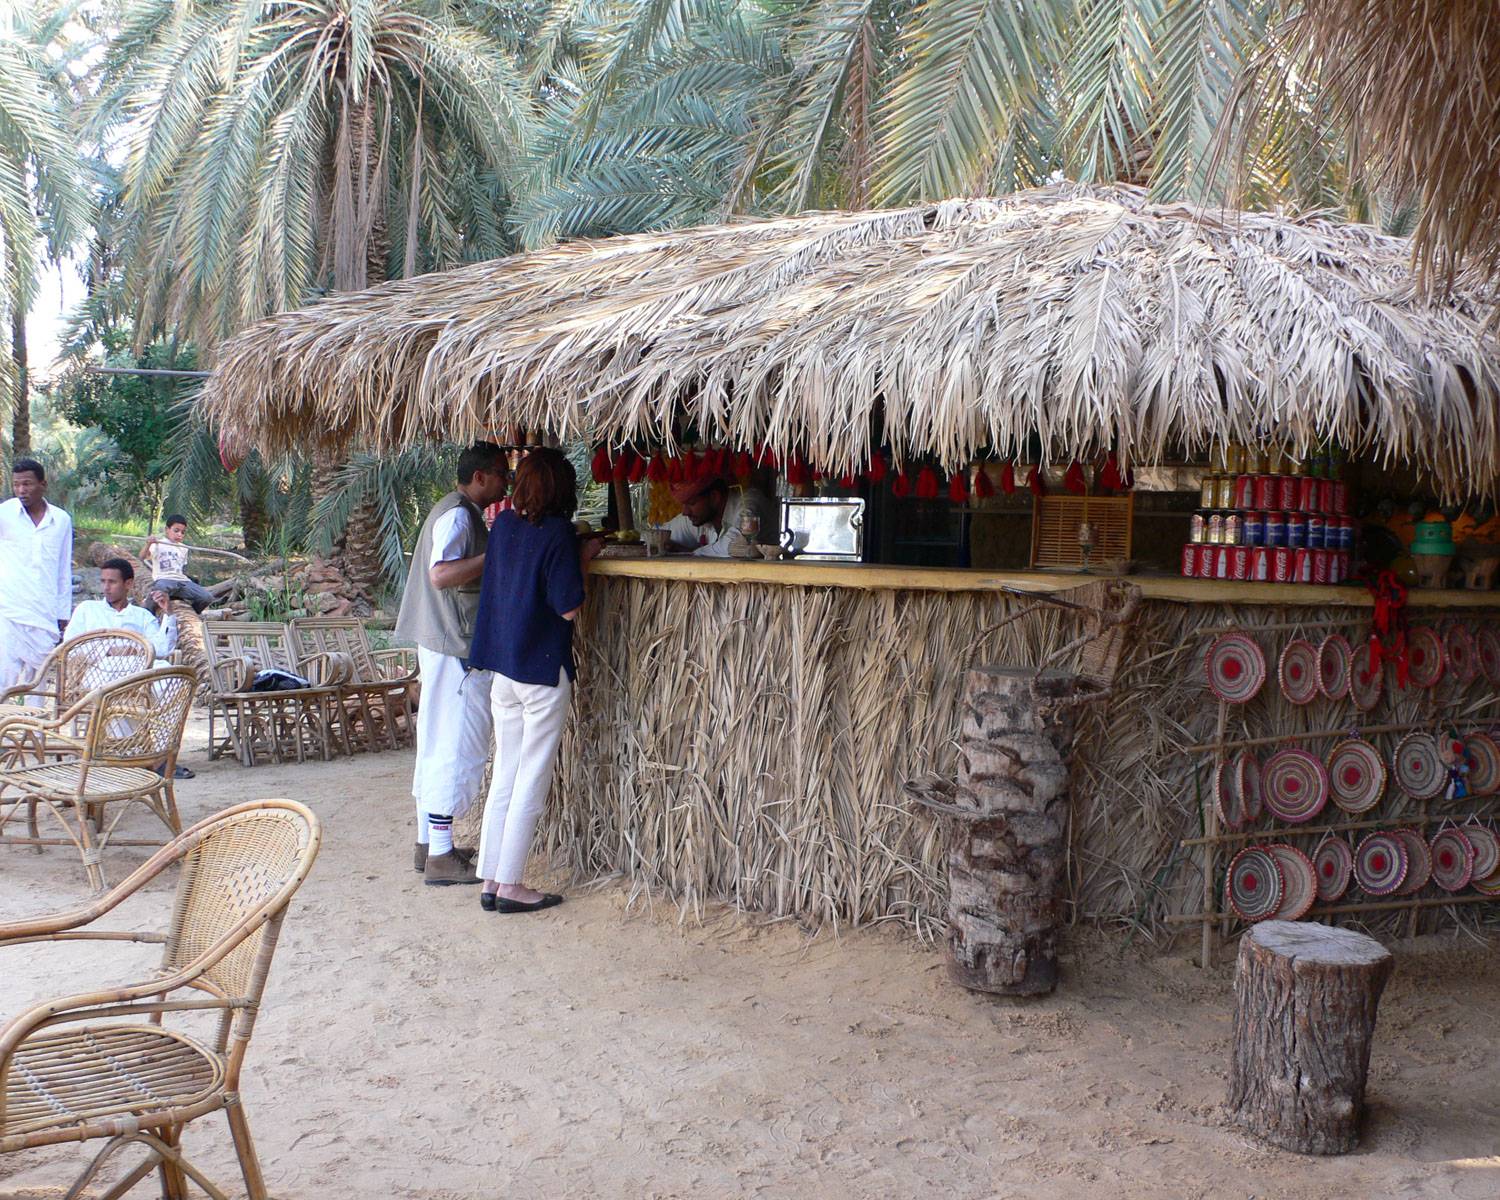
[3,715,1499,1199]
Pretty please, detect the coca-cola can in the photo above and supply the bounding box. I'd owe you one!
[1270,547,1292,582]
[1182,544,1199,577]
[1208,513,1225,544]
[1292,548,1313,583]
[1277,475,1299,511]
[1243,511,1265,546]
[1334,551,1351,583]
[1319,478,1337,514]
[1312,548,1331,584]
[1298,476,1319,513]
[1213,546,1231,580]
[1230,546,1250,580]
[1253,475,1278,510]
[1197,543,1215,578]
[1233,474,1255,509]
[1287,512,1307,548]
[1248,547,1269,581]
[1265,511,1287,547]
[1225,514,1243,545]
[1331,480,1349,515]
[1306,514,1324,549]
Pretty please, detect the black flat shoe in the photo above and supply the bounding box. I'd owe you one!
[486,893,563,914]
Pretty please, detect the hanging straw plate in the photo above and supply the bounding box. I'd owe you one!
[1326,737,1386,813]
[1313,835,1354,901]
[1429,828,1476,891]
[1406,626,1445,688]
[1267,844,1317,920]
[1446,625,1479,685]
[1262,748,1330,823]
[1237,752,1263,824]
[1463,823,1500,882]
[1474,874,1500,897]
[1394,828,1432,894]
[1278,639,1320,705]
[1318,634,1351,700]
[1477,627,1500,685]
[1227,846,1283,922]
[1354,831,1408,895]
[1394,731,1446,799]
[1463,732,1500,795]
[1350,642,1382,712]
[1206,634,1266,704]
[1215,760,1243,831]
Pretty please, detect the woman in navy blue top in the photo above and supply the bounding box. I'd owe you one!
[470,448,600,913]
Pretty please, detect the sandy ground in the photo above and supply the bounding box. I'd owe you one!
[3,715,1500,1199]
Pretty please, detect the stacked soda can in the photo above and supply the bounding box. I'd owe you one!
[1182,446,1353,583]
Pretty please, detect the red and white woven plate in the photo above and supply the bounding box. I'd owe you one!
[1262,747,1330,823]
[1447,625,1479,686]
[1477,627,1500,686]
[1429,828,1475,892]
[1463,823,1500,882]
[1215,760,1243,831]
[1463,732,1500,796]
[1354,831,1408,896]
[1350,641,1382,712]
[1394,731,1446,799]
[1227,846,1283,921]
[1313,836,1354,901]
[1318,634,1351,700]
[1279,639,1320,705]
[1237,752,1263,824]
[1394,828,1432,894]
[1326,737,1387,813]
[1206,634,1267,704]
[1406,626,1445,688]
[1268,844,1317,920]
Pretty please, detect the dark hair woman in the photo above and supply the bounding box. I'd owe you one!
[468,447,601,912]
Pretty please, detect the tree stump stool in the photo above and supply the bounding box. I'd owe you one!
[1227,921,1394,1154]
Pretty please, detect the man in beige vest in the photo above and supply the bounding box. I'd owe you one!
[395,443,508,884]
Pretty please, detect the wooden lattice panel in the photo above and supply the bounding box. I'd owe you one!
[1030,495,1133,568]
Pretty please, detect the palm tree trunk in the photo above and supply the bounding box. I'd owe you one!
[10,310,29,457]
[239,492,269,554]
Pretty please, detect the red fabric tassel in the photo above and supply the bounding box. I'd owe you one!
[1063,462,1087,495]
[948,471,969,503]
[915,466,940,499]
[892,470,912,498]
[732,451,753,479]
[590,445,612,484]
[667,456,686,484]
[682,450,698,479]
[999,462,1015,495]
[755,444,779,470]
[838,471,858,489]
[647,454,668,482]
[865,453,887,484]
[1027,466,1048,497]
[786,456,811,487]
[629,453,648,483]
[974,466,995,499]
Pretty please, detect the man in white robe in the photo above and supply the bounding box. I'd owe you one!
[0,459,73,691]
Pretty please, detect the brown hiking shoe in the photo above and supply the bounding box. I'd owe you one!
[414,843,475,873]
[424,849,480,886]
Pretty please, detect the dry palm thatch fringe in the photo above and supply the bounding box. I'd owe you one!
[1289,0,1500,293]
[203,181,1500,499]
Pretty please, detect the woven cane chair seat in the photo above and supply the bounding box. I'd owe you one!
[0,762,167,801]
[3,1025,223,1142]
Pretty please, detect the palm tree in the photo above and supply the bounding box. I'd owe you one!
[0,0,85,456]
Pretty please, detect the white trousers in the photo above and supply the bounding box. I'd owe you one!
[476,670,573,885]
[0,618,57,692]
[411,646,493,820]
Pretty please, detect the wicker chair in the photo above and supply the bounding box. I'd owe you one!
[0,666,197,890]
[0,799,321,1200]
[200,621,349,766]
[0,629,156,724]
[290,616,418,752]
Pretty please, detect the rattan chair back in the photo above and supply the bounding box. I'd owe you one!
[289,616,378,679]
[83,666,197,765]
[203,620,306,681]
[0,629,154,716]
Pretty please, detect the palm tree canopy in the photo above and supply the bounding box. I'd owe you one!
[204,182,1500,496]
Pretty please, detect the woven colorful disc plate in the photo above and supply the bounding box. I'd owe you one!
[1406,626,1445,688]
[1313,836,1354,901]
[1268,844,1317,920]
[1207,634,1266,704]
[1394,731,1447,799]
[1354,831,1408,896]
[1326,737,1387,813]
[1237,752,1263,824]
[1447,625,1479,685]
[1350,642,1382,712]
[1463,823,1500,882]
[1478,627,1500,686]
[1395,829,1432,894]
[1429,828,1476,892]
[1463,732,1500,796]
[1262,747,1330,823]
[1215,760,1243,831]
[1474,874,1500,897]
[1279,639,1320,705]
[1227,846,1284,921]
[1318,634,1351,700]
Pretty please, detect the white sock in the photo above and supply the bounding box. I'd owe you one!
[428,814,453,857]
[416,812,430,845]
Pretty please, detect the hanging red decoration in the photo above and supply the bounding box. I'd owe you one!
[1027,466,1048,497]
[647,454,669,482]
[865,452,887,484]
[786,456,812,487]
[681,450,698,480]
[667,456,686,484]
[948,470,969,503]
[611,450,633,482]
[629,452,648,483]
[974,465,995,499]
[732,450,753,478]
[915,465,940,499]
[1099,452,1123,492]
[590,445,612,484]
[892,469,912,497]
[838,470,858,489]
[755,444,779,469]
[1063,462,1087,495]
[999,462,1016,495]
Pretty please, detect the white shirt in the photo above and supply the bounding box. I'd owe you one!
[0,497,73,630]
[146,539,191,582]
[428,505,477,569]
[665,489,778,558]
[65,599,178,661]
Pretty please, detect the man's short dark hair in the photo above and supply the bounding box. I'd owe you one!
[101,557,135,582]
[165,514,188,528]
[456,442,506,485]
[12,457,44,482]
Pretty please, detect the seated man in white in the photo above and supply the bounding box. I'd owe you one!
[65,556,178,667]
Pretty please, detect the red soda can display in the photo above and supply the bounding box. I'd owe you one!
[1333,551,1350,583]
[1181,544,1199,577]
[1230,546,1250,580]
[1233,474,1254,509]
[1213,546,1230,579]
[1297,475,1319,513]
[1287,512,1307,548]
[1277,475,1299,511]
[1270,547,1292,582]
[1197,544,1215,579]
[1311,549,1331,584]
[1253,475,1278,510]
[1331,480,1349,515]
[1292,549,1313,583]
[1248,548,1269,581]
[1306,514,1324,549]
[1265,511,1286,546]
[1318,478,1337,514]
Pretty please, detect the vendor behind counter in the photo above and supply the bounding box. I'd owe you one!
[665,474,778,557]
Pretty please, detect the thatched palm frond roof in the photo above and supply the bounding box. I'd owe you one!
[204,183,1500,490]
